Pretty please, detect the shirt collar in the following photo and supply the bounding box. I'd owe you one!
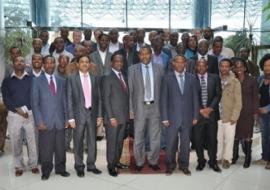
[45,72,54,79]
[174,70,185,77]
[79,70,89,77]
[141,62,152,68]
[198,73,208,79]
[11,71,29,80]
[112,68,122,76]
[198,53,208,61]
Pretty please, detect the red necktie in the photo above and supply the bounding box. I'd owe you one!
[49,76,56,95]
[118,72,127,91]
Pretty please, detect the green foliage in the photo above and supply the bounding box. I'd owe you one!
[263,0,270,21]
[4,29,32,62]
[224,31,252,56]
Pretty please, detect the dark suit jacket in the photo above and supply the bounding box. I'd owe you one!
[101,71,129,125]
[160,72,199,128]
[90,50,112,76]
[187,54,219,75]
[115,48,139,77]
[67,72,102,126]
[31,73,67,130]
[196,73,221,121]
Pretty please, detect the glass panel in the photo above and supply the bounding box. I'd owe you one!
[171,0,193,29]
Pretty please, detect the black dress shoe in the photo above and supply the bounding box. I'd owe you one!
[108,168,118,177]
[209,164,222,173]
[196,163,205,171]
[149,164,160,171]
[41,174,49,180]
[179,168,191,176]
[116,163,129,169]
[135,165,144,172]
[165,168,173,176]
[76,170,85,177]
[56,171,70,177]
[96,136,104,141]
[87,168,102,174]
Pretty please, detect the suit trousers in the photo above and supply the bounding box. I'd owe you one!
[73,108,97,171]
[65,128,73,150]
[133,104,161,166]
[193,118,218,166]
[105,123,126,169]
[39,127,66,175]
[6,111,38,169]
[258,113,270,161]
[217,120,236,162]
[166,125,191,170]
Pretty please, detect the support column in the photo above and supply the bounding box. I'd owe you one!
[193,0,211,28]
[261,0,270,45]
[31,0,48,26]
[0,0,5,89]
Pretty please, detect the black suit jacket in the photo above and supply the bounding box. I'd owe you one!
[101,71,129,125]
[196,73,221,121]
[187,54,219,75]
[115,48,139,77]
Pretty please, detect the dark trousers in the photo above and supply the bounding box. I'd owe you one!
[73,109,96,171]
[258,113,270,161]
[39,127,66,176]
[166,125,191,170]
[65,128,73,150]
[193,118,218,166]
[105,123,126,169]
[0,103,8,151]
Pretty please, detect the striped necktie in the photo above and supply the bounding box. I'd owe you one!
[201,75,207,107]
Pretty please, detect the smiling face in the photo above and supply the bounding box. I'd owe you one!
[111,54,123,72]
[172,56,186,73]
[13,56,25,72]
[77,56,91,73]
[43,57,55,75]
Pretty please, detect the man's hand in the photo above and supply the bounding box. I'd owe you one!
[96,117,103,127]
[200,107,213,118]
[192,119,198,125]
[129,112,134,119]
[259,107,268,114]
[38,123,47,131]
[15,108,28,119]
[64,123,70,129]
[110,118,118,128]
[162,120,170,127]
[230,120,236,125]
[69,120,76,128]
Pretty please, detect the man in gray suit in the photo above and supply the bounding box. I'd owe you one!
[102,53,129,177]
[67,55,103,177]
[90,33,112,77]
[128,46,164,172]
[160,55,199,176]
[31,55,70,180]
[90,33,112,140]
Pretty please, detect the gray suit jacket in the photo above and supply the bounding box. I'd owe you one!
[67,72,102,126]
[90,50,112,76]
[31,73,67,130]
[128,63,164,119]
[101,71,129,125]
[160,72,199,128]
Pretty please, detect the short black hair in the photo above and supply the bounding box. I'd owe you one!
[213,36,223,44]
[111,52,123,62]
[43,55,55,63]
[98,33,110,41]
[233,57,247,70]
[139,45,152,54]
[219,58,232,67]
[259,53,270,71]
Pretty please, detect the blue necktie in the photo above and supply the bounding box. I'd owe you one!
[179,74,184,94]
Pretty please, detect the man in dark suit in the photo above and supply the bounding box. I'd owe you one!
[187,39,219,75]
[67,55,103,177]
[115,34,139,76]
[193,58,222,173]
[160,55,199,176]
[102,53,129,177]
[31,55,70,180]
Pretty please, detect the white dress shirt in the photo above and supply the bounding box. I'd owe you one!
[98,49,107,65]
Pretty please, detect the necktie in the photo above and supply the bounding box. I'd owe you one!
[83,74,92,109]
[179,74,184,94]
[145,65,151,99]
[49,76,56,96]
[201,75,207,107]
[118,72,127,91]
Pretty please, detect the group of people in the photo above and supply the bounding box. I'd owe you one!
[0,26,270,181]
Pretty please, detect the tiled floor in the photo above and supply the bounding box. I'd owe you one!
[1,134,270,190]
